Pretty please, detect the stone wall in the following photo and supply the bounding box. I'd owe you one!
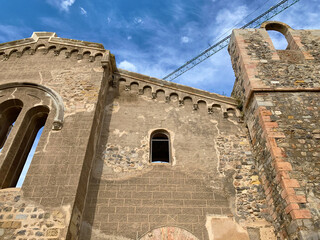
[0,30,282,240]
[80,71,274,240]
[230,21,320,239]
[0,33,114,239]
[0,189,68,239]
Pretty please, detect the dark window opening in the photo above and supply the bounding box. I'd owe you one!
[151,132,170,163]
[0,99,23,151]
[1,106,49,188]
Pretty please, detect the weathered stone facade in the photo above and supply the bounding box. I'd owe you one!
[0,21,318,239]
[230,21,320,239]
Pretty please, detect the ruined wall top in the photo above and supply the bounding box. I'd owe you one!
[229,21,320,108]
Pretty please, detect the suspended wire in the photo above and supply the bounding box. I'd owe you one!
[163,0,300,82]
[211,0,274,45]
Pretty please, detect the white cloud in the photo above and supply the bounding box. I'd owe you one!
[86,0,320,96]
[119,60,137,72]
[127,36,132,40]
[60,0,75,11]
[214,5,248,39]
[80,7,87,16]
[134,17,143,25]
[46,0,76,12]
[181,36,190,43]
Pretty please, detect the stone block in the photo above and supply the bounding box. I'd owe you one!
[281,187,295,199]
[109,214,128,223]
[281,179,300,189]
[46,228,59,237]
[132,192,152,199]
[136,207,159,214]
[290,209,311,219]
[177,215,199,223]
[116,207,135,214]
[109,199,124,206]
[184,200,206,207]
[1,221,12,228]
[285,203,299,214]
[275,162,292,171]
[148,214,167,223]
[127,214,147,223]
[182,207,203,215]
[15,214,28,220]
[153,191,172,199]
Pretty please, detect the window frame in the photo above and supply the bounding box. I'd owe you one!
[150,130,171,164]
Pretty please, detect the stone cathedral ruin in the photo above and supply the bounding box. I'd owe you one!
[0,21,319,239]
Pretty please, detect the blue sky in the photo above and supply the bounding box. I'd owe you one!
[1,0,320,95]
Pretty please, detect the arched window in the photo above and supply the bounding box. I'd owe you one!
[0,99,23,150]
[267,30,288,50]
[1,106,49,188]
[150,131,170,163]
[0,82,64,189]
[262,21,291,50]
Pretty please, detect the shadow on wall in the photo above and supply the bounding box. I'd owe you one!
[79,78,119,239]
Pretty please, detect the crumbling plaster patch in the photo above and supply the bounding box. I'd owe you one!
[139,227,199,240]
[206,215,249,240]
[102,128,176,173]
[49,66,101,115]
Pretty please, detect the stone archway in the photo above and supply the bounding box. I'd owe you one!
[140,227,199,240]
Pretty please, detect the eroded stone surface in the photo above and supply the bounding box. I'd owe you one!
[230,22,320,239]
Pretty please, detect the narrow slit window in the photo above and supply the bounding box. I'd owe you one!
[1,106,49,188]
[151,132,170,163]
[0,99,23,151]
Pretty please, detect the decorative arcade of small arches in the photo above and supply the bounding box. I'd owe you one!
[117,76,240,118]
